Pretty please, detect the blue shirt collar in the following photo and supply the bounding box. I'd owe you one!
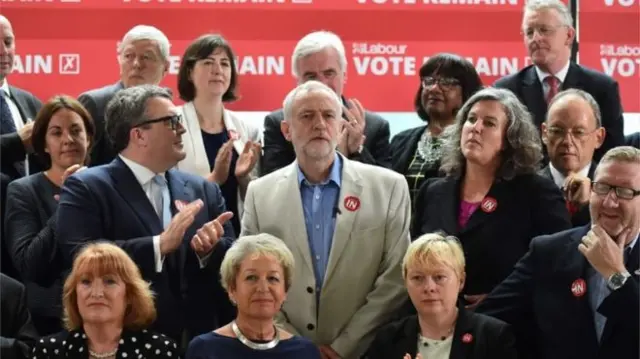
[297,153,342,187]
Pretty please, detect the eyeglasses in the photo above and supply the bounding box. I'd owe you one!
[592,182,640,200]
[134,114,183,131]
[521,24,566,39]
[545,126,599,142]
[421,76,460,91]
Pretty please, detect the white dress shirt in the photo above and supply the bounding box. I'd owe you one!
[119,155,166,273]
[2,80,29,174]
[535,61,571,99]
[549,162,591,189]
[119,155,211,272]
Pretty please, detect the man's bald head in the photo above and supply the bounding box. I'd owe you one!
[0,15,15,81]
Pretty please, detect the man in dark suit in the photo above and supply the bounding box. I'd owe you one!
[78,25,170,166]
[538,89,605,227]
[494,1,624,162]
[0,273,39,359]
[261,31,391,175]
[626,132,640,149]
[0,15,43,180]
[478,146,640,359]
[56,85,235,344]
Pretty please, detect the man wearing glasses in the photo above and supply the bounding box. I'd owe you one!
[56,85,236,348]
[494,0,624,162]
[539,89,605,227]
[479,146,640,359]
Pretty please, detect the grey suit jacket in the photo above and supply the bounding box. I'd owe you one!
[241,154,410,359]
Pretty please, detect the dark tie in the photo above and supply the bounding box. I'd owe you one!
[0,93,16,134]
[545,76,560,104]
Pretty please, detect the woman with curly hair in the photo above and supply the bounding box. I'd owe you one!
[411,87,571,309]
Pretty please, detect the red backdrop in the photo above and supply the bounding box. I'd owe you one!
[1,0,638,112]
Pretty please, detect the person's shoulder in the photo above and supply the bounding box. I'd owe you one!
[265,108,285,122]
[8,85,40,103]
[251,163,293,187]
[572,63,618,86]
[512,172,557,190]
[276,336,321,357]
[127,330,179,357]
[348,158,402,181]
[0,273,24,292]
[33,330,72,353]
[79,82,122,103]
[363,110,388,125]
[466,310,510,332]
[494,65,534,88]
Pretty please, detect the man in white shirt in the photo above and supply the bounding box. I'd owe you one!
[56,85,236,345]
[0,15,42,180]
[539,89,605,227]
[494,0,624,162]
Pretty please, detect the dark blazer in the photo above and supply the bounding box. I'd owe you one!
[477,226,639,359]
[364,309,517,359]
[56,157,236,342]
[0,86,43,179]
[4,173,64,333]
[0,273,39,359]
[78,82,124,166]
[390,125,442,180]
[494,63,625,162]
[32,328,180,359]
[626,132,640,149]
[538,163,595,228]
[260,102,391,175]
[412,174,572,295]
[1,172,19,279]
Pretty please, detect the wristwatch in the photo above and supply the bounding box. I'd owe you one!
[607,271,631,291]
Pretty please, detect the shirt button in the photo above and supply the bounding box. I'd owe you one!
[316,255,320,261]
[315,224,320,230]
[306,287,313,293]
[315,195,320,200]
[307,323,315,330]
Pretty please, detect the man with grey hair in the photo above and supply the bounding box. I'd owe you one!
[261,30,391,175]
[539,89,606,227]
[494,0,624,162]
[79,25,171,166]
[243,80,409,359]
[479,146,640,359]
[56,85,236,345]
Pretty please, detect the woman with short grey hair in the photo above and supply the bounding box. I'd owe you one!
[185,234,321,358]
[411,87,571,309]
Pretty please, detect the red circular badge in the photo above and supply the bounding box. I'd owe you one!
[462,333,473,343]
[480,197,498,213]
[344,196,361,212]
[571,278,587,297]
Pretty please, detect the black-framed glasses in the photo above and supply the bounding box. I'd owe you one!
[421,76,460,90]
[592,182,640,200]
[135,114,183,131]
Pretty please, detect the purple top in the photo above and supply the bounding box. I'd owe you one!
[458,200,480,229]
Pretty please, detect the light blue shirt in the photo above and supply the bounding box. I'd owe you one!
[588,234,638,342]
[297,154,342,300]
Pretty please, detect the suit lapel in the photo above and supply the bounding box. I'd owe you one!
[324,158,363,285]
[107,157,163,234]
[8,86,30,124]
[166,169,192,217]
[556,227,600,349]
[437,177,461,235]
[561,63,581,91]
[396,126,425,173]
[449,309,474,359]
[282,165,315,275]
[522,67,547,128]
[460,180,508,235]
[540,165,553,181]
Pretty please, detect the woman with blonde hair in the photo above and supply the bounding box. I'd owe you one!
[186,233,320,358]
[31,242,179,359]
[365,232,517,359]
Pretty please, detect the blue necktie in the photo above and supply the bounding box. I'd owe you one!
[152,175,171,229]
[0,93,16,134]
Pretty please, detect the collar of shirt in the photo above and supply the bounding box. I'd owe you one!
[549,162,591,189]
[296,153,342,188]
[119,154,165,186]
[535,60,571,84]
[626,235,638,253]
[1,79,10,98]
